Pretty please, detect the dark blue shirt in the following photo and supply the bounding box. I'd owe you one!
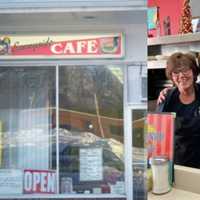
[166,89,200,118]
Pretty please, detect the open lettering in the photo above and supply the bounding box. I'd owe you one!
[24,170,56,194]
[50,40,98,55]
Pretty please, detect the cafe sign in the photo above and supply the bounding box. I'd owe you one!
[0,33,124,59]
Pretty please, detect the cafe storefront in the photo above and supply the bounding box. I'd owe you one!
[0,1,146,200]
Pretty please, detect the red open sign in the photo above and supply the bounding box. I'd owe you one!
[24,169,56,194]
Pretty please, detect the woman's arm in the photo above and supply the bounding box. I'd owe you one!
[157,87,172,105]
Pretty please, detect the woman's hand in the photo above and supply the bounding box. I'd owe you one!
[157,87,172,105]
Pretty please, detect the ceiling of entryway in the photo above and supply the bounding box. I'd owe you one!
[0,10,146,33]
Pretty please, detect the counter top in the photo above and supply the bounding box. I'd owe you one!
[148,188,200,200]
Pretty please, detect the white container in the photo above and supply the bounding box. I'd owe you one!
[60,177,73,193]
[150,156,171,194]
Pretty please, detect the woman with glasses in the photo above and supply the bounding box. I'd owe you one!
[157,52,200,168]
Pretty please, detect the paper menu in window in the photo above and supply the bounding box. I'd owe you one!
[80,148,103,181]
[0,169,23,194]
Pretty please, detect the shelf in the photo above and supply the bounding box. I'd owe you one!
[148,60,166,69]
[148,32,200,46]
[148,33,200,69]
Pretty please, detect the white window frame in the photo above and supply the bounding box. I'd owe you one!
[124,63,147,200]
[0,60,134,200]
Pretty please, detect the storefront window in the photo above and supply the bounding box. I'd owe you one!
[57,65,125,195]
[0,65,125,197]
[132,110,146,200]
[0,67,56,195]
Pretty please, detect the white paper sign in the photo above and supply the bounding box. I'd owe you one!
[110,181,125,194]
[0,169,23,194]
[80,148,103,181]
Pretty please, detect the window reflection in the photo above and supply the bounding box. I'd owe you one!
[0,65,125,197]
[0,67,56,195]
[57,65,124,195]
[0,67,55,169]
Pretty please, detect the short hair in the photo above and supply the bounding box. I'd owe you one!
[166,52,200,82]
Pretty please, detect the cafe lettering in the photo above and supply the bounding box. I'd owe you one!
[51,39,98,54]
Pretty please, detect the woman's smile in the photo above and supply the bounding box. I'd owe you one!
[172,69,194,91]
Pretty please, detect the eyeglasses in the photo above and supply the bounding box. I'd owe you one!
[172,68,192,77]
